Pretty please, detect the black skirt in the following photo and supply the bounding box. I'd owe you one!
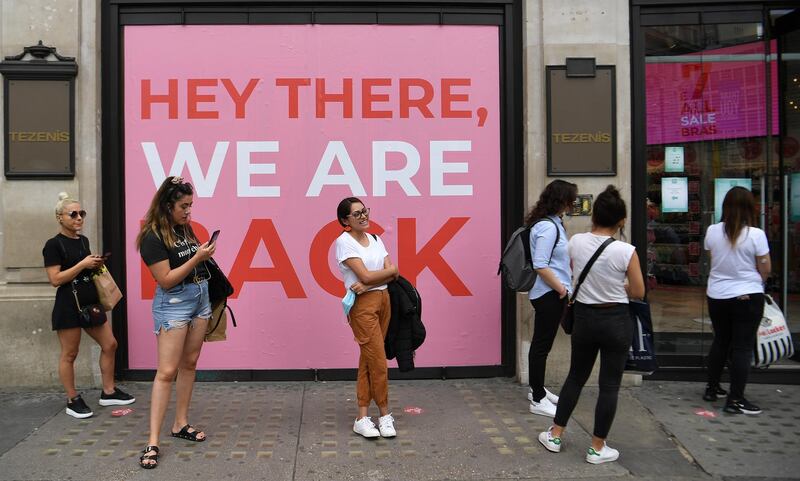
[52,278,100,330]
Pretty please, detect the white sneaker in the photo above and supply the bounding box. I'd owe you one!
[377,413,397,438]
[586,442,619,464]
[527,387,559,404]
[353,417,380,438]
[529,396,557,417]
[538,427,562,453]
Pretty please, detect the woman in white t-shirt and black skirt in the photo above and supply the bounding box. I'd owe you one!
[703,186,770,415]
[538,186,645,465]
[334,197,399,439]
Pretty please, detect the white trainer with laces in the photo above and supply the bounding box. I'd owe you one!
[529,395,557,417]
[538,427,562,453]
[378,413,397,438]
[353,416,380,438]
[586,442,620,464]
[527,387,559,404]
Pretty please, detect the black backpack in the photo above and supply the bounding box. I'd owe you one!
[497,218,559,292]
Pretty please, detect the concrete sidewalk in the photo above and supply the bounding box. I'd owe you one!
[0,379,797,481]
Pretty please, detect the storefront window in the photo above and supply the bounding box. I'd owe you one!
[774,10,800,346]
[643,18,780,359]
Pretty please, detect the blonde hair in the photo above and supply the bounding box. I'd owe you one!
[55,192,79,216]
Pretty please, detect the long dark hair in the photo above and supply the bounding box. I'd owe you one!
[721,186,756,246]
[136,176,197,250]
[592,185,627,228]
[336,197,364,227]
[524,180,578,225]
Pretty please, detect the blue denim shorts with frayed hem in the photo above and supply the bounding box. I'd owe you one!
[152,279,211,335]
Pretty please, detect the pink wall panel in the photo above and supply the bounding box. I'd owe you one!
[124,25,501,370]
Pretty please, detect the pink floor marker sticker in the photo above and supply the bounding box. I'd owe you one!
[111,408,134,417]
[695,409,717,418]
[403,406,424,415]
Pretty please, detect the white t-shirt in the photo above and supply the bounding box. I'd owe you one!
[568,233,636,304]
[335,232,390,292]
[704,223,769,299]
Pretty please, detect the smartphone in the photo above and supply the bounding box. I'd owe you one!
[209,230,220,244]
[102,252,112,259]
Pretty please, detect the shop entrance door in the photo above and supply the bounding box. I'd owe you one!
[774,8,800,360]
[640,8,785,367]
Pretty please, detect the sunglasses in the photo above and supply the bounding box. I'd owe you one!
[348,207,370,219]
[65,210,87,219]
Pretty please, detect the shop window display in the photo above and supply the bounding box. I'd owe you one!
[644,22,778,355]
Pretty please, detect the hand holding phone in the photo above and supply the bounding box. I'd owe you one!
[209,230,220,245]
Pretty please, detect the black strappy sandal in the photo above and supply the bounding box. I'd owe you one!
[171,424,206,442]
[139,445,159,469]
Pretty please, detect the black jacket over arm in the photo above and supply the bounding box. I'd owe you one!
[385,276,426,372]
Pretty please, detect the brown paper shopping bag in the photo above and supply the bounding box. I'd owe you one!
[93,265,123,311]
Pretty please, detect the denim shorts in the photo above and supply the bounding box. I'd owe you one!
[152,279,212,335]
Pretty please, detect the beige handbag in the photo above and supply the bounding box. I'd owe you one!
[92,265,123,311]
[205,300,230,342]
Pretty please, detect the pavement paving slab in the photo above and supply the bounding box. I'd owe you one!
[0,390,64,455]
[0,382,304,481]
[633,381,800,480]
[295,379,628,481]
[0,379,797,481]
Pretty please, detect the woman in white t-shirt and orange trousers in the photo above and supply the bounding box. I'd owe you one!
[538,186,645,465]
[334,197,399,439]
[703,186,771,415]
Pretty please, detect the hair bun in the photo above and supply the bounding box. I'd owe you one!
[58,192,70,201]
[604,185,621,197]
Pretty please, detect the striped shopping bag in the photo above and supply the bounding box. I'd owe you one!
[753,295,795,368]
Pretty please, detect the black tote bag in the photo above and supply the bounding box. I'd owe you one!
[625,299,658,374]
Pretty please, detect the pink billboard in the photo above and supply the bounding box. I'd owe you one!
[123,25,501,370]
[646,41,779,145]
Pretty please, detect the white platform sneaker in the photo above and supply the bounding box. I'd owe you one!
[527,387,559,404]
[586,442,620,464]
[377,413,397,438]
[353,416,380,438]
[529,396,557,417]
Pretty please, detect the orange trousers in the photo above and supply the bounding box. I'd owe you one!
[348,290,391,408]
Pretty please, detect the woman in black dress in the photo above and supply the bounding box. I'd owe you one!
[43,192,134,419]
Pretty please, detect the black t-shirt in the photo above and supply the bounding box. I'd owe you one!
[140,228,209,281]
[42,234,100,329]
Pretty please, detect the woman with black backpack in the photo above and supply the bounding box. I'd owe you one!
[524,180,577,417]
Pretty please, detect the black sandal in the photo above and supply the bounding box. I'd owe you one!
[139,445,159,469]
[171,424,206,442]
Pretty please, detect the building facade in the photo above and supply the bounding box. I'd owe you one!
[0,0,796,386]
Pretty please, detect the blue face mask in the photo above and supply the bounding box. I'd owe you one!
[342,289,356,317]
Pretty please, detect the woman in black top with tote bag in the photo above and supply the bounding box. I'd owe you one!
[42,193,135,420]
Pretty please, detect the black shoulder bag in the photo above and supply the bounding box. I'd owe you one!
[57,237,107,328]
[559,237,615,334]
[205,257,236,340]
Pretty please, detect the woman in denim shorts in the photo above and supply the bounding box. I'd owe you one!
[135,176,216,469]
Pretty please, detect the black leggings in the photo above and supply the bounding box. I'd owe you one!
[706,293,764,401]
[528,290,567,402]
[553,303,632,439]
